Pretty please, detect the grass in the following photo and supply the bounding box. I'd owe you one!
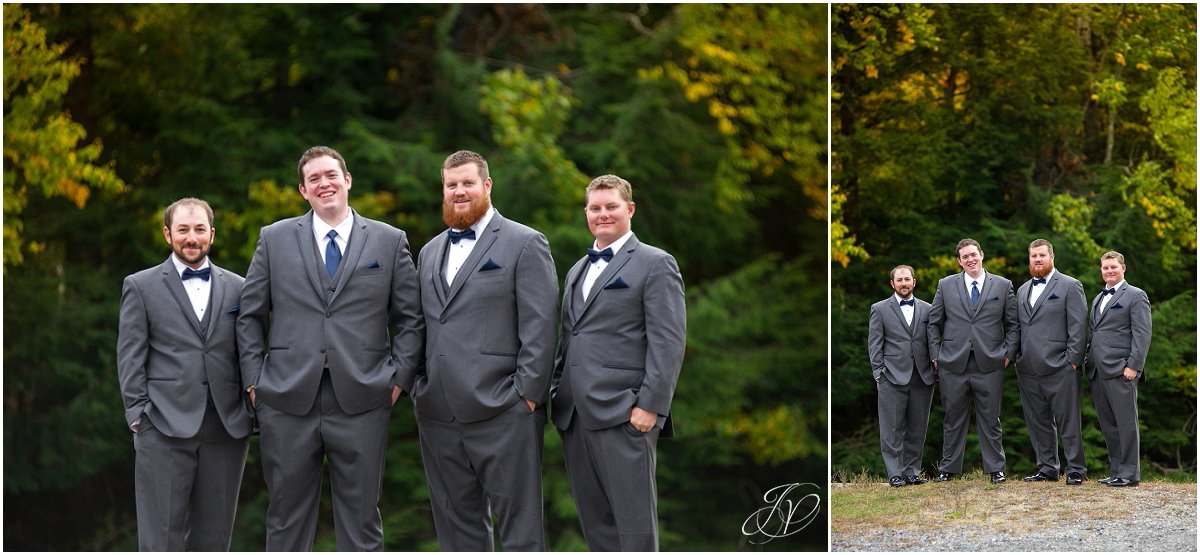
[830,470,1197,536]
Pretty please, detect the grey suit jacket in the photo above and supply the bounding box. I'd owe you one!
[1014,271,1087,375]
[1085,282,1152,380]
[117,258,251,439]
[411,211,558,424]
[550,234,686,432]
[237,210,424,416]
[928,271,1019,374]
[867,296,935,386]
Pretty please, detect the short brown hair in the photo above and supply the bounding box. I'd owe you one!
[163,198,213,228]
[956,238,982,258]
[585,174,633,204]
[441,150,489,182]
[1029,238,1054,255]
[1101,250,1125,265]
[890,265,915,281]
[297,146,349,182]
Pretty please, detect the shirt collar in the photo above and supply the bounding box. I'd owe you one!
[894,293,915,305]
[169,254,210,278]
[1034,268,1056,284]
[964,270,986,288]
[1106,279,1126,291]
[449,207,496,236]
[313,210,354,242]
[593,230,634,257]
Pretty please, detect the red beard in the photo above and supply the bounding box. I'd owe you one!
[442,195,491,230]
[1029,264,1053,278]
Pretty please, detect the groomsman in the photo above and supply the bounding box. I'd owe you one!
[867,265,935,487]
[1086,251,1151,487]
[928,239,1019,484]
[117,198,252,550]
[1013,239,1087,485]
[551,175,686,550]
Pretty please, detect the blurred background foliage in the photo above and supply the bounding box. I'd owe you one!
[832,4,1195,482]
[3,3,825,550]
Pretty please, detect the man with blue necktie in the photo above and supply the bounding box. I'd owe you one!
[868,265,935,487]
[117,198,252,550]
[928,238,1019,484]
[1085,251,1151,487]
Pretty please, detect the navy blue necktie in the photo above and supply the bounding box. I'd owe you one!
[587,247,614,264]
[1031,277,1047,286]
[1101,288,1116,296]
[325,230,342,279]
[970,280,980,305]
[182,267,211,281]
[448,229,476,244]
[898,299,914,307]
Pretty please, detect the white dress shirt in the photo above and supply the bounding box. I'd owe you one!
[963,271,986,301]
[446,207,495,286]
[171,255,211,322]
[895,293,915,326]
[1100,279,1126,314]
[312,211,354,266]
[582,230,634,301]
[1029,268,1055,307]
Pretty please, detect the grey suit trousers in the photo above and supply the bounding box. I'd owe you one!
[877,377,934,479]
[257,372,392,551]
[1016,369,1085,476]
[561,415,661,551]
[134,405,249,551]
[415,401,547,551]
[938,353,1006,474]
[1091,376,1141,481]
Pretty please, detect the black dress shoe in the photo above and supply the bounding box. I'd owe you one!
[990,471,1006,484]
[889,476,905,487]
[905,475,927,485]
[1106,478,1139,487]
[933,471,954,482]
[1066,472,1084,485]
[1097,476,1116,484]
[1023,471,1058,482]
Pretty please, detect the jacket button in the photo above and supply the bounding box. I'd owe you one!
[572,331,579,336]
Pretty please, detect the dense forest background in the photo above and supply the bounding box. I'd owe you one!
[3,4,826,550]
[832,4,1196,482]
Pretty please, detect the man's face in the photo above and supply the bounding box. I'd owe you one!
[585,188,635,248]
[890,268,915,299]
[299,155,351,218]
[957,245,984,276]
[1029,245,1054,278]
[1100,257,1126,287]
[442,163,492,229]
[162,205,213,269]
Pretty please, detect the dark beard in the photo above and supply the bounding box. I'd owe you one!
[443,195,491,230]
[1029,264,1053,278]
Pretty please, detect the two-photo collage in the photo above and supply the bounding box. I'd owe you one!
[2,3,1196,552]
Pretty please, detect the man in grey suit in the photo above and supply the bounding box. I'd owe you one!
[551,175,686,551]
[117,197,252,551]
[237,146,424,550]
[410,150,557,550]
[928,238,1019,484]
[1085,250,1151,487]
[867,265,935,488]
[1013,239,1087,485]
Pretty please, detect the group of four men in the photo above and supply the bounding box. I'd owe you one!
[116,147,686,551]
[869,238,1151,489]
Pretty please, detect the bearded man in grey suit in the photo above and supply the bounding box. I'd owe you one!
[1086,250,1151,487]
[551,175,686,551]
[410,150,558,551]
[1013,238,1088,485]
[868,265,935,488]
[928,238,1019,484]
[237,146,424,550]
[117,197,252,551]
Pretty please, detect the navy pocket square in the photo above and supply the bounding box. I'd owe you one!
[990,296,1000,301]
[479,258,502,272]
[366,260,380,269]
[1048,293,1060,300]
[604,277,629,290]
[227,305,239,314]
[1111,302,1123,309]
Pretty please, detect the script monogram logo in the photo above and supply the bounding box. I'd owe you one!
[741,482,821,544]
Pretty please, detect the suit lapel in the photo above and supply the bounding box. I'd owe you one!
[328,211,369,306]
[159,259,206,337]
[957,272,974,317]
[430,233,450,306]
[888,298,912,334]
[575,235,638,323]
[203,265,223,343]
[563,257,588,326]
[1030,273,1059,317]
[294,212,326,302]
[1019,281,1033,319]
[444,211,504,308]
[1098,283,1129,325]
[1091,291,1104,325]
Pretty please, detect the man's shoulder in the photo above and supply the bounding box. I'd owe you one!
[493,213,544,241]
[124,262,168,285]
[261,214,307,235]
[210,262,245,284]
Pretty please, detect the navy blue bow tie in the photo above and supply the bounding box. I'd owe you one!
[1101,288,1116,296]
[182,267,211,281]
[448,228,476,244]
[1031,277,1047,286]
[898,299,914,307]
[587,247,614,264]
